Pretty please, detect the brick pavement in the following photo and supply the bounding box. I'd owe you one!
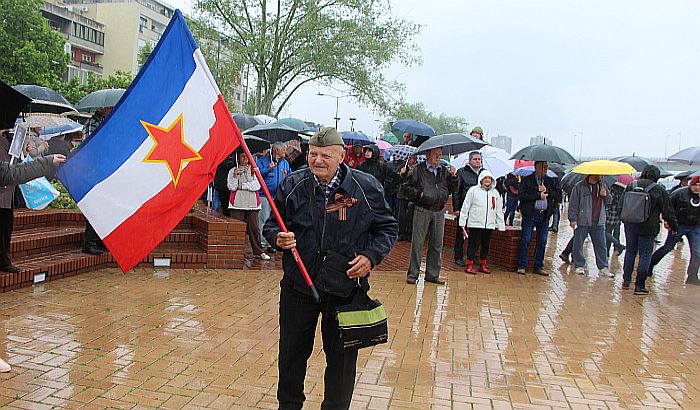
[0,224,698,409]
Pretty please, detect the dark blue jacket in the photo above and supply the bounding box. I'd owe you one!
[263,164,398,295]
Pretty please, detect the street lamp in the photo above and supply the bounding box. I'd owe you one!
[317,92,352,129]
[349,117,356,132]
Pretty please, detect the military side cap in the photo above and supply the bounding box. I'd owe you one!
[471,126,484,136]
[309,127,344,146]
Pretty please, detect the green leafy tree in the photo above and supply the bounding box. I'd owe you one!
[0,0,69,86]
[188,17,244,111]
[193,0,420,116]
[137,42,154,69]
[57,71,133,104]
[388,102,470,136]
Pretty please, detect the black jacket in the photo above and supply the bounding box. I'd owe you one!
[263,164,398,295]
[670,186,700,227]
[401,162,458,211]
[623,165,678,236]
[452,165,481,211]
[518,172,562,218]
[213,153,236,192]
[358,145,400,193]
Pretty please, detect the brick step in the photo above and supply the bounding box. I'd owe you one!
[1,242,207,292]
[9,226,199,259]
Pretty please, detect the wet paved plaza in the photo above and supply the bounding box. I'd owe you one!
[0,225,698,409]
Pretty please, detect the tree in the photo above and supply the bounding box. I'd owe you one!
[56,70,133,104]
[389,102,470,136]
[137,42,154,69]
[193,0,420,116]
[187,17,245,111]
[0,0,69,86]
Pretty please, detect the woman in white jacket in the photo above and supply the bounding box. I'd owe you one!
[228,152,270,260]
[458,169,506,274]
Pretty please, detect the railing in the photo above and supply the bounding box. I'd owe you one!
[42,2,105,31]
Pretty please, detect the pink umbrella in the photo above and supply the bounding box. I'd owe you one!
[514,159,533,169]
[375,139,393,150]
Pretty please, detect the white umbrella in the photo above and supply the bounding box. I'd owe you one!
[452,145,514,177]
[254,114,277,124]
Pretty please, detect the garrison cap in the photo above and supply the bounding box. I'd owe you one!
[309,127,344,147]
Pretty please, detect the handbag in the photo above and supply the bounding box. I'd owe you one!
[309,182,357,298]
[336,286,388,350]
[17,157,59,210]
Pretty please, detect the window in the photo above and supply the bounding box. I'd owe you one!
[82,55,92,63]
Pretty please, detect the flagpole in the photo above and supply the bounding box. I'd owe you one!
[236,131,321,303]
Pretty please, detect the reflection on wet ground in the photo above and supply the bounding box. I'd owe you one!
[0,225,697,409]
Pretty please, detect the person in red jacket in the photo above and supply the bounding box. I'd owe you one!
[343,142,365,168]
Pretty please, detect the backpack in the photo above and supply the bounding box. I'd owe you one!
[620,181,656,224]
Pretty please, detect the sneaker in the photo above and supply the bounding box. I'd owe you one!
[634,287,650,295]
[622,281,631,289]
[0,357,10,373]
[257,253,271,260]
[575,267,585,275]
[516,267,526,275]
[559,254,570,264]
[454,259,466,267]
[599,267,613,278]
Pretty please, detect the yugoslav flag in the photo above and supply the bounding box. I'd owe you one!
[57,10,241,272]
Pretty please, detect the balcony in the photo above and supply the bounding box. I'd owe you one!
[42,2,104,31]
[66,35,104,55]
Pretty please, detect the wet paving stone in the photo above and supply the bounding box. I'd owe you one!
[0,223,697,409]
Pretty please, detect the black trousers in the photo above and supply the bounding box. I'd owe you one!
[278,283,358,410]
[84,221,104,249]
[216,189,231,216]
[454,225,466,261]
[397,199,414,239]
[0,208,13,267]
[467,228,493,263]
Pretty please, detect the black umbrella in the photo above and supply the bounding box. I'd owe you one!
[510,144,577,164]
[612,155,672,177]
[674,169,698,180]
[560,172,617,195]
[242,135,270,153]
[244,122,301,143]
[233,113,262,132]
[0,79,31,129]
[414,133,487,156]
[12,84,76,114]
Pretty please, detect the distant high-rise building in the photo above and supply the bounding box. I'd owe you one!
[42,1,105,84]
[529,135,552,146]
[48,0,247,111]
[491,135,512,153]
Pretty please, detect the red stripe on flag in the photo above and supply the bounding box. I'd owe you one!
[103,96,241,272]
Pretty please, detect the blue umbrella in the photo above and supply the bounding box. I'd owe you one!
[513,166,557,178]
[391,119,436,137]
[39,121,83,140]
[340,131,373,146]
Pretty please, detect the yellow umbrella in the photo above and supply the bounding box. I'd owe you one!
[572,160,636,175]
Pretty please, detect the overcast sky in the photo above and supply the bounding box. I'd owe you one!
[170,0,700,158]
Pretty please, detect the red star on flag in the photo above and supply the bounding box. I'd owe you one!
[141,114,203,187]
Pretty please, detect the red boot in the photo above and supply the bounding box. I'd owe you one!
[465,261,477,274]
[478,260,491,274]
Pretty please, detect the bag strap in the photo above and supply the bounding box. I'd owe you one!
[643,182,657,193]
[308,177,323,252]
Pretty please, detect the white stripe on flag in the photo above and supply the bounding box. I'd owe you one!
[78,50,220,239]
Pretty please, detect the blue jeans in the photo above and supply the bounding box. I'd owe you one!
[550,204,561,230]
[518,212,549,270]
[623,224,655,287]
[259,196,272,247]
[606,222,623,254]
[505,196,518,225]
[572,224,608,269]
[649,224,700,281]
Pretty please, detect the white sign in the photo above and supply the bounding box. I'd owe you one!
[9,122,28,159]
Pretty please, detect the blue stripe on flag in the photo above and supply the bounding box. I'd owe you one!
[57,10,199,203]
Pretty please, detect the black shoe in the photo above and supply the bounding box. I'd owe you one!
[0,264,20,273]
[654,239,661,244]
[622,281,631,289]
[686,278,700,286]
[425,277,445,285]
[82,246,103,255]
[406,277,417,285]
[454,259,466,267]
[559,254,570,264]
[634,287,649,295]
[533,268,549,276]
[267,246,277,254]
